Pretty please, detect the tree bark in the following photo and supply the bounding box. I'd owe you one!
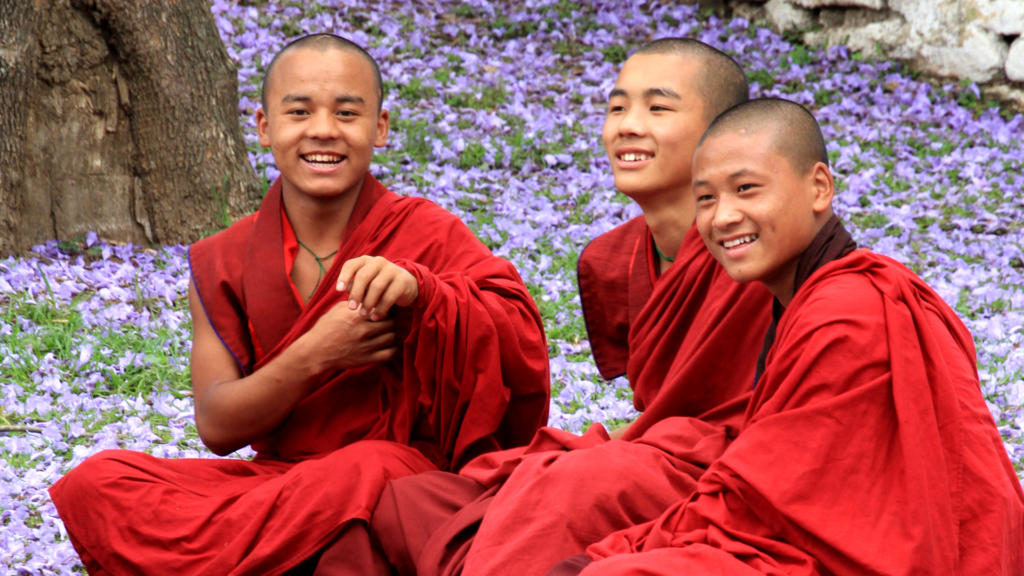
[0,0,261,254]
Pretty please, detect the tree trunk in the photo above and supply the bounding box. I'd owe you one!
[0,0,261,254]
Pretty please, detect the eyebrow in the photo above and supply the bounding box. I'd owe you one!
[643,87,681,99]
[692,168,758,189]
[279,94,367,105]
[607,87,683,100]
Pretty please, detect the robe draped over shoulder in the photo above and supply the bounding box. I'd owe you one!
[49,174,550,576]
[371,224,772,576]
[579,250,1024,576]
[577,216,653,380]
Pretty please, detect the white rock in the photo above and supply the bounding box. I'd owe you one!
[732,2,769,25]
[916,24,1009,82]
[1007,36,1024,82]
[804,15,914,58]
[791,0,886,9]
[765,0,816,32]
[889,0,963,46]
[970,0,1024,36]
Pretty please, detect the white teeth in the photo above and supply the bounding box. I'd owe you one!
[304,154,342,164]
[723,234,758,249]
[620,152,652,162]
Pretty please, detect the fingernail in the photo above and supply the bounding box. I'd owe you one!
[337,281,345,291]
[349,300,358,309]
[360,308,368,317]
[371,314,379,321]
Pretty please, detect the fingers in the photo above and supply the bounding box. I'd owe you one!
[336,256,369,293]
[360,271,394,318]
[337,256,417,320]
[367,331,397,349]
[363,318,396,337]
[342,256,385,312]
[370,347,398,363]
[368,280,407,321]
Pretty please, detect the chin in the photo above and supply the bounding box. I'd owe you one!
[614,179,665,200]
[720,263,758,285]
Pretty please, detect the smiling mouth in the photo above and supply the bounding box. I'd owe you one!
[301,153,344,168]
[721,234,758,249]
[618,152,654,162]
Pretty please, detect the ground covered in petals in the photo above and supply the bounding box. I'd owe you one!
[3,1,1023,573]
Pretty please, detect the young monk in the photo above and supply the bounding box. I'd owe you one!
[550,98,1024,575]
[48,34,550,576]
[369,38,773,576]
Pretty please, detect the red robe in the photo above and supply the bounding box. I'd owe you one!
[48,174,550,576]
[577,250,1024,575]
[371,222,772,576]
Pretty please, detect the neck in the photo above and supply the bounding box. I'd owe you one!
[764,259,800,308]
[632,186,695,272]
[280,175,363,252]
[765,213,846,308]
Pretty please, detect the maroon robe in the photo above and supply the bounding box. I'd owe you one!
[371,223,772,576]
[576,250,1024,575]
[48,174,550,576]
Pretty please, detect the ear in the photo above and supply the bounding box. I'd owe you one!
[256,108,271,148]
[374,109,390,148]
[809,161,834,215]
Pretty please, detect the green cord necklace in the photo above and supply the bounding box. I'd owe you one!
[653,241,675,262]
[296,239,338,300]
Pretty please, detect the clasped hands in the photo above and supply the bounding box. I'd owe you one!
[302,256,419,372]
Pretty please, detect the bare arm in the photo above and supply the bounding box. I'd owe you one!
[188,279,397,456]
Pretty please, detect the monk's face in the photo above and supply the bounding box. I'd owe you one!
[257,48,388,199]
[602,54,709,200]
[692,129,833,303]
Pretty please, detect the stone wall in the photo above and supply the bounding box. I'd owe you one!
[730,0,1024,84]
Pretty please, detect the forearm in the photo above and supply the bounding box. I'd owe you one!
[195,336,324,455]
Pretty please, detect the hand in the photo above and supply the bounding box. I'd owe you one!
[337,256,419,321]
[302,302,397,372]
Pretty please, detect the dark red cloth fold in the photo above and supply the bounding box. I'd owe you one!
[580,250,1024,575]
[372,224,772,576]
[49,174,550,576]
[577,216,655,380]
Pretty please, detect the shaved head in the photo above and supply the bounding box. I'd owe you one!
[261,34,383,111]
[634,38,749,121]
[698,98,829,175]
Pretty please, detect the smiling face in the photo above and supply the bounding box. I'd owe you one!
[602,54,710,201]
[256,47,388,200]
[692,129,834,305]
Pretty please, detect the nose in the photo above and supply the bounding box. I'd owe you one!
[306,109,340,140]
[617,106,647,138]
[712,194,744,230]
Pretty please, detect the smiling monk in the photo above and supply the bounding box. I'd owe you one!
[552,98,1024,575]
[48,34,550,576]
[368,38,773,576]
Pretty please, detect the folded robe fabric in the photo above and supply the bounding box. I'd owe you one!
[577,249,1024,575]
[371,223,772,576]
[48,174,551,576]
[577,215,654,380]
